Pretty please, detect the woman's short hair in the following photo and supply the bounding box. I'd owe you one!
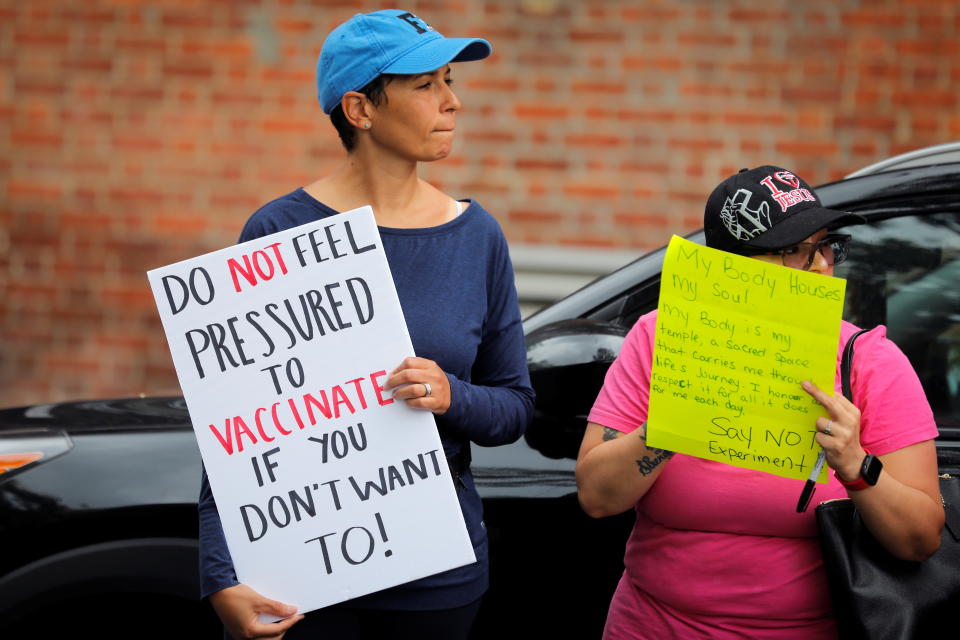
[329,74,398,152]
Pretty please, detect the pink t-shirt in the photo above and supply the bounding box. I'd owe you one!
[588,310,938,640]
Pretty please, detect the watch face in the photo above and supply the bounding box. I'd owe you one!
[862,454,883,486]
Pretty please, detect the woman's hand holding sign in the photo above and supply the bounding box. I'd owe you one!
[801,380,865,481]
[209,584,302,640]
[387,357,452,414]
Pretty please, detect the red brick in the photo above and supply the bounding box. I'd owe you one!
[61,109,113,125]
[210,194,263,209]
[183,40,253,58]
[211,142,266,155]
[466,77,520,91]
[564,134,625,148]
[782,87,843,102]
[621,7,681,21]
[15,79,65,95]
[7,181,63,198]
[677,33,737,47]
[508,210,563,223]
[260,119,318,133]
[728,60,790,74]
[10,130,63,146]
[61,8,116,24]
[616,109,676,123]
[15,31,70,46]
[261,69,314,83]
[685,112,715,125]
[515,159,568,171]
[558,235,618,248]
[569,30,623,43]
[63,57,114,73]
[949,117,960,137]
[153,215,209,233]
[162,12,215,28]
[680,84,734,98]
[585,107,614,120]
[662,191,705,207]
[109,188,165,203]
[893,89,956,108]
[516,52,574,67]
[460,182,509,194]
[116,37,166,51]
[728,8,790,22]
[775,140,839,155]
[514,104,569,119]
[614,213,668,227]
[112,135,165,151]
[911,116,940,134]
[834,115,896,132]
[841,10,906,28]
[913,65,941,85]
[786,36,846,53]
[622,56,683,71]
[723,112,789,126]
[563,183,620,198]
[277,19,315,33]
[164,62,214,78]
[464,131,516,143]
[96,334,152,350]
[111,87,164,101]
[854,89,884,108]
[482,27,522,40]
[856,37,888,55]
[668,138,724,152]
[571,81,626,94]
[850,141,878,157]
[620,161,669,174]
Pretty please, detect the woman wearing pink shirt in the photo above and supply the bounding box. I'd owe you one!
[576,166,944,639]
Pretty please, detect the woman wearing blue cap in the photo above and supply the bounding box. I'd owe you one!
[197,10,534,639]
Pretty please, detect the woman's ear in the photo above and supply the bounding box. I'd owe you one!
[341,92,371,130]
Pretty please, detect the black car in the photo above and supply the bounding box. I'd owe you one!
[2,147,960,639]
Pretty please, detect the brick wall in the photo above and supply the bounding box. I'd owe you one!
[2,0,958,406]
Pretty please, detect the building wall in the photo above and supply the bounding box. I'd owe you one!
[2,0,958,406]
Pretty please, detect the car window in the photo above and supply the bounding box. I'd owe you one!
[837,212,960,428]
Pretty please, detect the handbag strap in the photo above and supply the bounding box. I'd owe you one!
[840,329,869,402]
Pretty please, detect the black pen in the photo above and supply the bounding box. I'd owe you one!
[796,449,826,513]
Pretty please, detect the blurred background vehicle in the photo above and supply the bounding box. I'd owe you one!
[2,145,959,638]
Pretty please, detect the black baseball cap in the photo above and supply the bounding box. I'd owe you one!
[703,166,865,253]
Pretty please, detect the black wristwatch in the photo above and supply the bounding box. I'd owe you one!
[836,450,883,491]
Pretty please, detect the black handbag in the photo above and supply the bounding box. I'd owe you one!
[815,329,960,640]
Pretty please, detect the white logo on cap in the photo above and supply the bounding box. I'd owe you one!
[720,188,772,240]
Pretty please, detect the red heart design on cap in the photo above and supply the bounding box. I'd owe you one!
[774,171,800,189]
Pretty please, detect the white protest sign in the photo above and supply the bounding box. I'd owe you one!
[147,206,475,614]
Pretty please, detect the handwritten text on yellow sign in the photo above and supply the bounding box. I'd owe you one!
[646,236,845,481]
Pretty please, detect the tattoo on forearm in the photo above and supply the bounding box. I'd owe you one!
[636,449,675,476]
[634,422,674,476]
[601,427,621,442]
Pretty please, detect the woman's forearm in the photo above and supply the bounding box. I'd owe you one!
[854,476,943,561]
[851,443,944,561]
[575,422,674,518]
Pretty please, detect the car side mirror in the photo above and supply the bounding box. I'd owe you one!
[525,319,628,460]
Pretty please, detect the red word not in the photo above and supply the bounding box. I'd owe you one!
[227,242,289,293]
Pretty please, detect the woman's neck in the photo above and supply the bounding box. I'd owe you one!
[305,147,451,228]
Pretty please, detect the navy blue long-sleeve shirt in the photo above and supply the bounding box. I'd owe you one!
[198,189,534,610]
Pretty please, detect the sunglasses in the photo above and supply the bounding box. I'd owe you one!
[745,234,852,271]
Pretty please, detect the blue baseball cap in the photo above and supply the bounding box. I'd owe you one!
[316,9,492,114]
